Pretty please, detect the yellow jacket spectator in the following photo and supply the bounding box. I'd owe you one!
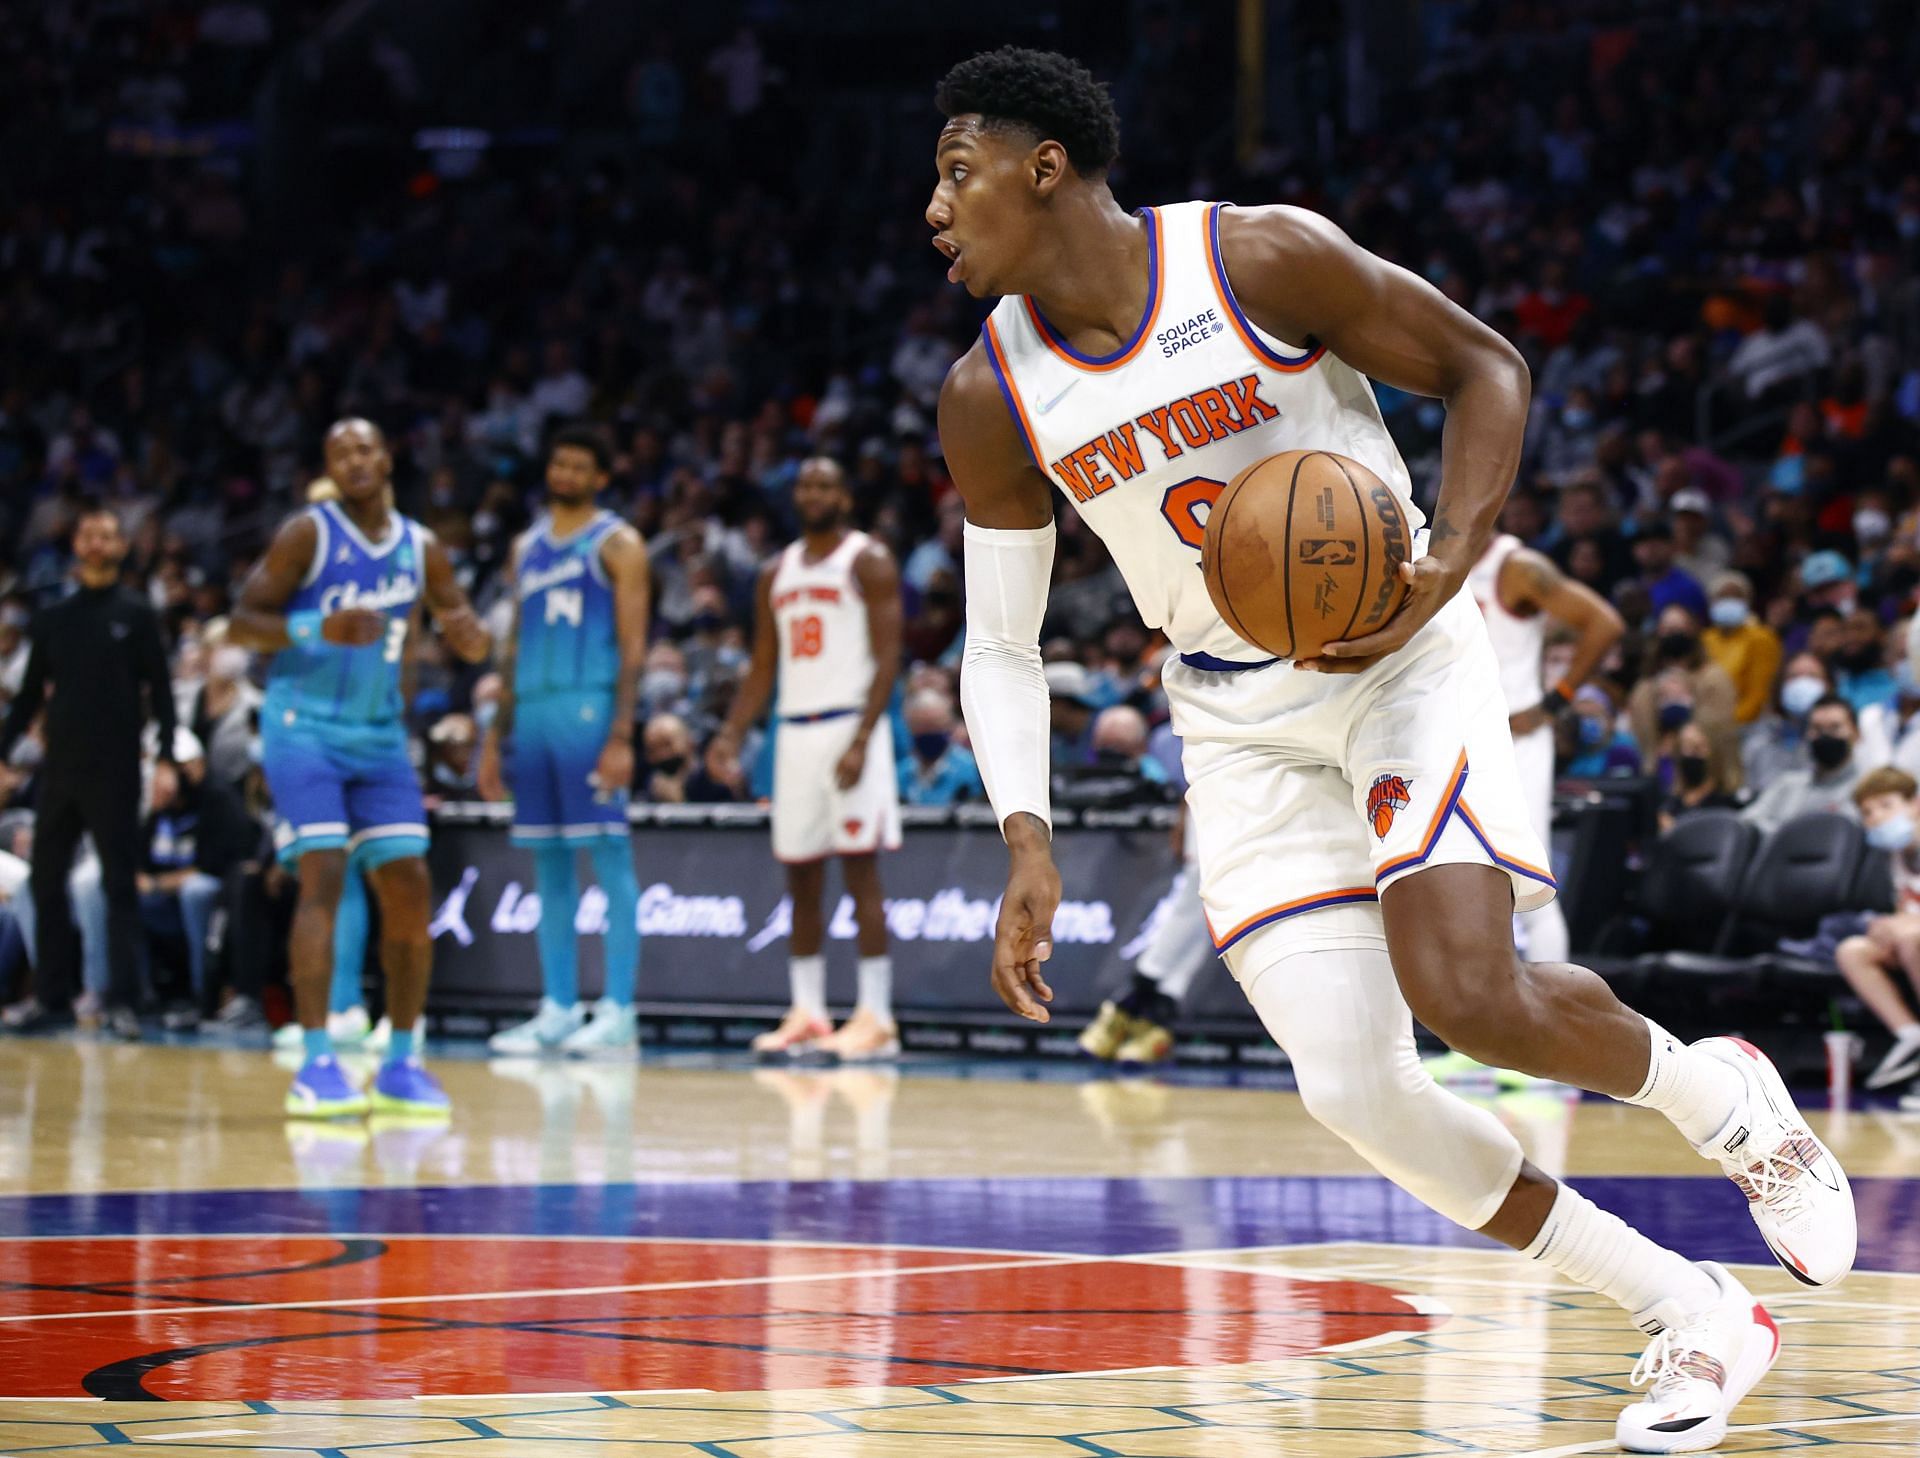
[1701,571,1782,725]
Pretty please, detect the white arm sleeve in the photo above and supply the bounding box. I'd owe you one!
[960,519,1056,837]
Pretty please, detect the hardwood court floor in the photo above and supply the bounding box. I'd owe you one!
[1,1038,1918,1455]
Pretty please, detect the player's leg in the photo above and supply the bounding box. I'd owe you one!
[494,700,588,1052]
[553,693,641,1055]
[271,857,371,1052]
[1511,721,1567,964]
[362,852,446,1116]
[818,718,901,1061]
[757,720,835,1055]
[754,858,834,1055]
[1835,932,1920,1087]
[1115,865,1210,1065]
[565,837,640,1054]
[1232,912,1780,1453]
[1364,591,1854,1287]
[283,847,368,1117]
[823,852,898,1060]
[343,736,445,1115]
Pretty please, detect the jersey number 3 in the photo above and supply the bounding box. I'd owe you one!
[791,615,824,659]
[1161,476,1226,550]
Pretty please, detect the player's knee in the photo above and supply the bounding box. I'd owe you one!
[298,850,348,904]
[371,858,433,937]
[1293,1060,1393,1147]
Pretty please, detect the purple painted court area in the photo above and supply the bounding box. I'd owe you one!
[4,1175,1918,1273]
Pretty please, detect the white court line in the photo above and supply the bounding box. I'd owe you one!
[147,1431,255,1442]
[0,1253,1093,1326]
[0,1231,1076,1260]
[957,1365,1180,1384]
[1514,1410,1920,1458]
[411,1388,714,1401]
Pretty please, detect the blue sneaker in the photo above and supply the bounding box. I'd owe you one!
[285,1055,370,1119]
[371,1058,452,1118]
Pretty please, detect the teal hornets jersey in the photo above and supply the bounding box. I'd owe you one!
[264,501,426,728]
[513,509,624,700]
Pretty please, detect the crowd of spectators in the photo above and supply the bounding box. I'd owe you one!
[6,3,1920,1021]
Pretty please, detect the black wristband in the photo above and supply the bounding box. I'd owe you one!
[1540,686,1571,714]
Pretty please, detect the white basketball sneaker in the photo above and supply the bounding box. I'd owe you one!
[1693,1036,1855,1286]
[489,999,586,1056]
[560,999,638,1056]
[1617,1262,1779,1453]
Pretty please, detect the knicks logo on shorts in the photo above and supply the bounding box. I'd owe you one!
[1366,773,1411,839]
[843,819,864,837]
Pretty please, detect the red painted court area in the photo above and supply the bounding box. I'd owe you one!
[0,1236,1441,1399]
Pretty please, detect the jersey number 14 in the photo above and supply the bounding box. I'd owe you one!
[545,587,584,628]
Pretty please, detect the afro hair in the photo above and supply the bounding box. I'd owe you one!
[935,47,1120,177]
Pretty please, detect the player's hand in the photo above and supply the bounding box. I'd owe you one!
[705,732,742,788]
[477,734,508,802]
[436,605,491,663]
[1509,704,1552,737]
[1296,556,1460,674]
[593,737,634,801]
[991,833,1061,1023]
[834,735,868,791]
[321,606,386,647]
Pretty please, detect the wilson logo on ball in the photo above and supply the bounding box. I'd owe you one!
[1366,773,1412,839]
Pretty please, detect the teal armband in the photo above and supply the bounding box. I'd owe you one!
[288,610,322,646]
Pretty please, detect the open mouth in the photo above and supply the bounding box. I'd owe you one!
[933,236,963,283]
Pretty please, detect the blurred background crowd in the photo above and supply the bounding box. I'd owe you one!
[4,0,1920,1025]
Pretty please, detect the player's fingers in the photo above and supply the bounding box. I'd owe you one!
[1025,965,1055,1003]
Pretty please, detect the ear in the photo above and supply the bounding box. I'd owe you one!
[1031,139,1071,198]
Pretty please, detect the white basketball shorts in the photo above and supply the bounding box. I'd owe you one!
[1166,586,1557,961]
[771,713,902,863]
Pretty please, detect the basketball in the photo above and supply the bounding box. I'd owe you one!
[1201,449,1413,660]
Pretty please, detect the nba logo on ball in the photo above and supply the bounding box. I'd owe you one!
[1366,773,1411,838]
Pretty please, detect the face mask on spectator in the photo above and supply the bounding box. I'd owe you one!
[651,754,687,778]
[1658,702,1693,732]
[1809,733,1851,770]
[689,612,725,635]
[1867,814,1916,851]
[1709,599,1749,629]
[1677,754,1710,788]
[911,732,948,764]
[1780,675,1826,717]
[1854,509,1891,543]
[1658,631,1696,661]
[643,669,687,704]
[473,701,498,733]
[1578,716,1607,749]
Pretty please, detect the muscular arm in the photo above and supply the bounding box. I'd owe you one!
[939,341,1062,1021]
[602,525,652,745]
[477,536,525,803]
[1220,205,1530,667]
[851,543,902,747]
[1501,547,1625,731]
[421,530,490,664]
[228,514,322,654]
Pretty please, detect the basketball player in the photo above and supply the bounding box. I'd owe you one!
[1467,536,1625,963]
[233,419,490,1118]
[929,49,1851,1451]
[479,424,650,1055]
[707,458,903,1060]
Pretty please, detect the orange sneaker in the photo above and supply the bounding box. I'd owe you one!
[751,1008,833,1058]
[818,1009,901,1063]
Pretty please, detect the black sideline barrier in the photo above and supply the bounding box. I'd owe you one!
[422,795,1619,1049]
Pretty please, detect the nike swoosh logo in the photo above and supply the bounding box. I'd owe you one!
[1035,380,1078,414]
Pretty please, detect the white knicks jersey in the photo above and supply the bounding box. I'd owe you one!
[983,200,1424,663]
[770,530,877,718]
[1467,533,1545,713]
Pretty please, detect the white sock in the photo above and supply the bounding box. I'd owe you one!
[1621,1017,1744,1147]
[789,955,827,1019]
[1524,1182,1718,1330]
[856,956,893,1022]
[1895,1022,1920,1043]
